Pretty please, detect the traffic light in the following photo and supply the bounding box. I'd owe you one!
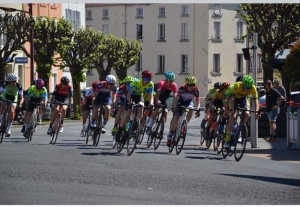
[242,48,251,60]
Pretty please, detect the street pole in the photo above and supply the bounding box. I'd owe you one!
[29,3,34,83]
[251,32,258,148]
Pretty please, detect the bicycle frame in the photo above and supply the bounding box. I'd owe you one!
[0,99,17,142]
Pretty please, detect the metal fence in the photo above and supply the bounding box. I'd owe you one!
[287,107,300,149]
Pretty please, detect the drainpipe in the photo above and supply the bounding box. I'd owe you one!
[124,4,127,38]
[192,4,195,76]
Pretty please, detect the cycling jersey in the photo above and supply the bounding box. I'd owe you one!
[117,85,128,99]
[225,82,258,99]
[129,78,154,96]
[211,89,225,100]
[177,84,200,102]
[95,81,117,95]
[0,82,23,101]
[52,83,73,101]
[84,87,94,100]
[26,85,48,101]
[157,80,178,100]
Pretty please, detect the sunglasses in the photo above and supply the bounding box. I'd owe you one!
[143,77,151,81]
[244,86,252,90]
[187,84,195,87]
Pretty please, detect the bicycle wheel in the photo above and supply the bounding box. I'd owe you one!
[200,129,205,146]
[28,114,36,142]
[138,115,147,145]
[146,124,154,148]
[93,111,103,147]
[153,117,165,150]
[206,131,214,149]
[116,134,126,153]
[214,123,224,154]
[127,118,140,156]
[176,120,187,155]
[51,116,61,144]
[234,124,248,162]
[85,114,91,145]
[0,111,8,143]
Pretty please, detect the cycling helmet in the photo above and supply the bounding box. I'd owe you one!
[105,74,116,84]
[123,75,135,84]
[6,73,18,81]
[242,75,254,88]
[165,71,175,81]
[61,76,70,85]
[142,70,153,79]
[185,76,197,84]
[92,81,98,90]
[35,79,45,89]
[236,75,244,82]
[213,82,222,89]
[221,81,230,89]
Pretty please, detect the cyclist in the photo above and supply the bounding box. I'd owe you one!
[111,75,135,136]
[91,74,117,133]
[0,73,23,137]
[205,82,230,137]
[23,79,48,137]
[146,71,178,134]
[200,82,221,129]
[166,76,201,147]
[223,75,260,149]
[114,70,154,142]
[80,82,97,137]
[47,76,73,135]
[236,75,243,82]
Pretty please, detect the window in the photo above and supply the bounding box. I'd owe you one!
[136,55,142,72]
[213,22,221,39]
[258,54,262,71]
[236,4,241,16]
[86,10,92,20]
[102,9,108,18]
[102,24,109,34]
[136,8,143,17]
[181,54,188,73]
[66,9,81,29]
[181,5,188,15]
[159,6,165,17]
[50,3,57,7]
[213,54,220,72]
[157,55,165,73]
[236,54,243,72]
[180,22,188,40]
[236,22,243,40]
[136,24,143,40]
[213,4,222,16]
[158,23,165,41]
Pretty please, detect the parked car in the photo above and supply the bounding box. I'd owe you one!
[290,91,300,107]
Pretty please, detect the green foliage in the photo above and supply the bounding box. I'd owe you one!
[113,38,142,80]
[238,4,300,81]
[284,40,300,83]
[0,11,33,79]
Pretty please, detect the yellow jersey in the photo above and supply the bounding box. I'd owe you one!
[225,82,258,99]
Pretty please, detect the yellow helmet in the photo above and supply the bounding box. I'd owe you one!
[185,76,197,84]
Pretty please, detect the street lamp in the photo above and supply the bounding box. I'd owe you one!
[0,4,34,84]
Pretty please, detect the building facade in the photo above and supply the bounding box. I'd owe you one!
[85,3,251,94]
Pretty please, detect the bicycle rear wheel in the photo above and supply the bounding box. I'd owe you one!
[153,118,165,150]
[146,124,154,148]
[85,114,91,145]
[176,120,187,155]
[94,112,103,147]
[127,118,140,156]
[0,111,8,143]
[200,129,205,146]
[234,124,248,162]
[50,116,61,144]
[206,131,214,149]
[28,114,36,142]
[138,115,147,145]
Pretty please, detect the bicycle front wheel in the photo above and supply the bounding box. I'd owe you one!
[176,120,187,155]
[51,116,61,144]
[200,129,205,146]
[93,113,103,147]
[127,118,140,156]
[0,111,8,143]
[153,118,165,150]
[234,124,248,162]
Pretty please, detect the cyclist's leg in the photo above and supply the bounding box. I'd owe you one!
[224,96,239,147]
[92,93,106,127]
[186,101,195,122]
[167,103,183,146]
[102,97,112,133]
[24,100,35,133]
[47,101,60,134]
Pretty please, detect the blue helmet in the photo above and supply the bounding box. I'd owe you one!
[165,71,175,81]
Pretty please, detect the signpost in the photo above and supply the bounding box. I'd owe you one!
[14,57,28,64]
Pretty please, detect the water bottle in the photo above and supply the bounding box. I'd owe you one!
[126,121,132,132]
[231,122,238,140]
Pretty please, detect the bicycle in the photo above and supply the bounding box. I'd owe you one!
[0,99,18,143]
[169,105,199,155]
[92,102,106,147]
[112,108,126,153]
[24,102,42,142]
[148,104,169,150]
[116,103,142,156]
[214,115,228,155]
[199,102,210,146]
[138,106,152,145]
[221,107,260,162]
[49,102,71,144]
[84,106,93,145]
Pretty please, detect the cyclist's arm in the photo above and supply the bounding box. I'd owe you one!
[155,90,161,102]
[69,88,73,105]
[173,95,180,108]
[126,90,133,102]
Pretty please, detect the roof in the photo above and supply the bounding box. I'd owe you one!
[85,4,149,8]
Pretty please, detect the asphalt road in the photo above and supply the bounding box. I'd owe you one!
[1,114,300,205]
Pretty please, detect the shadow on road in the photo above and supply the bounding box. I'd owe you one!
[218,173,300,187]
[135,151,169,155]
[81,152,121,156]
[2,137,28,143]
[245,148,300,162]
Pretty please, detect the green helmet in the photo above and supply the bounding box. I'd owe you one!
[242,75,254,87]
[185,76,197,84]
[165,71,175,81]
[123,75,135,83]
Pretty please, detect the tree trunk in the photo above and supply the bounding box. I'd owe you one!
[281,70,291,101]
[115,68,127,81]
[71,74,82,120]
[262,50,276,82]
[39,73,50,98]
[96,67,111,81]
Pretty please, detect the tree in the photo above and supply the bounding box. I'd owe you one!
[23,16,72,94]
[239,4,300,83]
[0,11,33,83]
[93,34,124,80]
[57,27,102,120]
[113,38,142,81]
[283,40,300,90]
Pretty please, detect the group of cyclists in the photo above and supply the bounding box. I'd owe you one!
[0,69,261,151]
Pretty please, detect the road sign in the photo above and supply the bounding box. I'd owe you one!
[14,57,28,64]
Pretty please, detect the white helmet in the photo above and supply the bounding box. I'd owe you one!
[7,73,18,81]
[105,74,116,84]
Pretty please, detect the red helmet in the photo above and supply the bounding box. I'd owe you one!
[142,70,153,79]
[221,82,230,89]
[92,81,98,90]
